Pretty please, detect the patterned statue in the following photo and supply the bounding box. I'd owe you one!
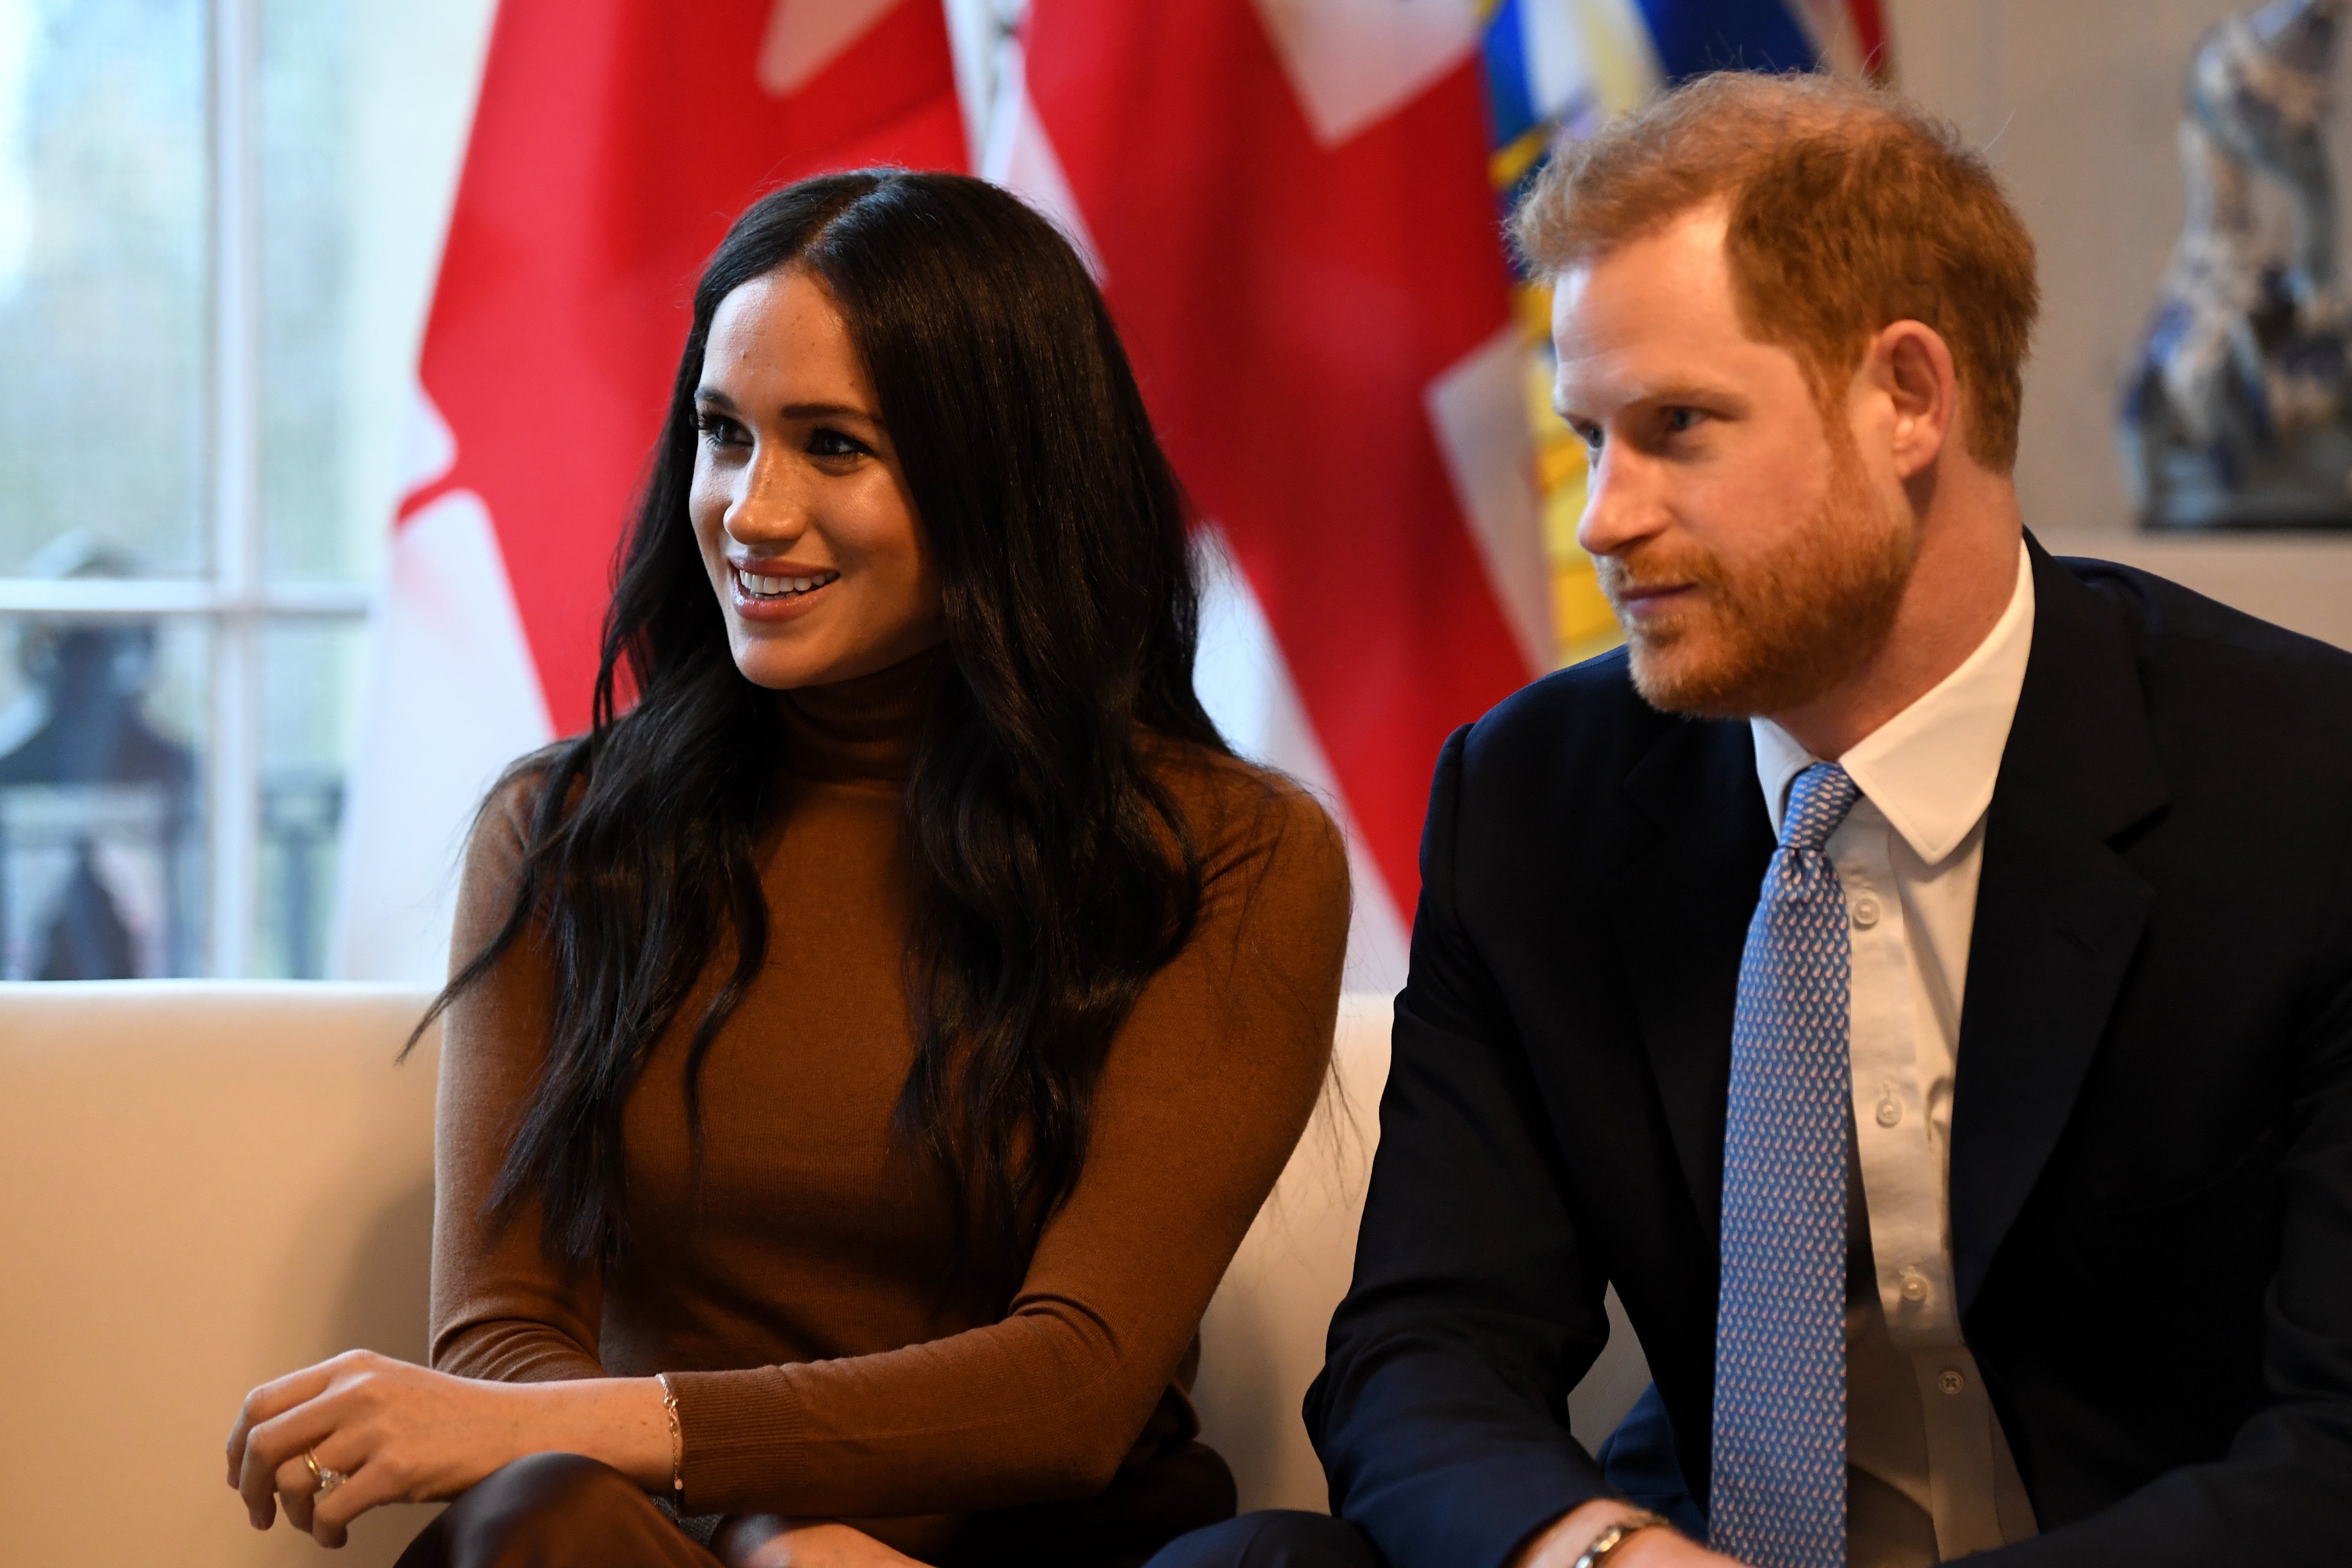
[2119,0,2352,528]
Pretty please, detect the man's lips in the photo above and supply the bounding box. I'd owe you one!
[1608,580,1698,614]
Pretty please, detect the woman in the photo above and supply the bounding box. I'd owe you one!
[223,170,1349,1567]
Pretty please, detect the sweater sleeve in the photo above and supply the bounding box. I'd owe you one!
[664,769,1353,1518]
[427,775,610,1386]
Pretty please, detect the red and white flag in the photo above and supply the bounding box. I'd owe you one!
[334,0,968,982]
[995,0,1549,986]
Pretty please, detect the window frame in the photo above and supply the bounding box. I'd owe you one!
[0,0,370,979]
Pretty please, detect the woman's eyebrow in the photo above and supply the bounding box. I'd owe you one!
[779,400,885,425]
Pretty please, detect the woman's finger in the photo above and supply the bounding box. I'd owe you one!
[273,1423,370,1542]
[224,1359,338,1487]
[237,1391,347,1524]
[274,1452,316,1538]
[309,1450,407,1549]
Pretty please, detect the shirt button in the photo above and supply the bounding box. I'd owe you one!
[1850,897,1881,930]
[1875,1095,1902,1128]
[1938,1368,1966,1396]
[1900,1269,1930,1304]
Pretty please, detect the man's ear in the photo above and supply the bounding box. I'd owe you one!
[1865,320,1959,479]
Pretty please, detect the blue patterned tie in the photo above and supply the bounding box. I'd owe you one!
[1710,761,1861,1568]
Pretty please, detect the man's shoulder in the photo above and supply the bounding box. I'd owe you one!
[1442,646,1748,845]
[2059,552,2352,702]
[1456,647,1669,794]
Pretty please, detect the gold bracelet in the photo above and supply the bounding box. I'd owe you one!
[655,1373,685,1512]
[1571,1509,1671,1568]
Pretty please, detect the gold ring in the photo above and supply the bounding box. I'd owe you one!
[305,1448,348,1498]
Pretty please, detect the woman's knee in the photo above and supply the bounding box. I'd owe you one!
[1142,1510,1387,1568]
[397,1452,697,1568]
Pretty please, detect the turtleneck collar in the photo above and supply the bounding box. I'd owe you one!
[775,643,948,782]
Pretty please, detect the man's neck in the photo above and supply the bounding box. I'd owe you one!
[1767,480,2024,761]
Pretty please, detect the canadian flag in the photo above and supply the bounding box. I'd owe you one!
[995,0,1551,986]
[334,0,967,981]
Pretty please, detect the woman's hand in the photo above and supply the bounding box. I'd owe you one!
[710,1517,930,1568]
[225,1350,670,1548]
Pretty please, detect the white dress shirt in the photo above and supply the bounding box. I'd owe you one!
[1750,542,2042,1565]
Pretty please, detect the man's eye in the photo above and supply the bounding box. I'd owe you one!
[1664,407,1703,434]
[1571,422,1604,453]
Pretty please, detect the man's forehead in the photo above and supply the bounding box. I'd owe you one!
[1550,349,1742,419]
[1551,209,1731,333]
[1547,211,1780,409]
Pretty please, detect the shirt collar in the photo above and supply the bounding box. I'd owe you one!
[1752,540,2035,865]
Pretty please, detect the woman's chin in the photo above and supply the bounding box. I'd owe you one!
[728,637,830,691]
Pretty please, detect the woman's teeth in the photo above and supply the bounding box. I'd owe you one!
[734,568,839,600]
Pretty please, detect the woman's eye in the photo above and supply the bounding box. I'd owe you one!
[695,412,748,448]
[807,427,867,459]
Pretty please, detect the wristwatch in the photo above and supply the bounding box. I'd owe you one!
[1571,1509,1673,1568]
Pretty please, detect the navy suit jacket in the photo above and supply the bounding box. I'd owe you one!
[1304,541,2352,1566]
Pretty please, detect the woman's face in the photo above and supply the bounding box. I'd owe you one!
[689,269,945,690]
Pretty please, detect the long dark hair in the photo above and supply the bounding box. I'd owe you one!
[422,170,1228,1276]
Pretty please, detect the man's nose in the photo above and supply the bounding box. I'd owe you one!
[1574,450,1662,560]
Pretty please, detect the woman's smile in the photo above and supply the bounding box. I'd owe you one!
[728,561,842,620]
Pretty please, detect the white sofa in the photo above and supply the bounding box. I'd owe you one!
[0,983,1647,1566]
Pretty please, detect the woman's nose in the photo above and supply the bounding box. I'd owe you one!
[726,453,809,548]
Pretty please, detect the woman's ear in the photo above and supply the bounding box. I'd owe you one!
[1867,319,1960,480]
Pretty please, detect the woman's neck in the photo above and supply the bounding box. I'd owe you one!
[775,644,948,782]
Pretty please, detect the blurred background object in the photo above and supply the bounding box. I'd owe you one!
[2119,0,2352,528]
[6,0,2352,986]
[0,537,200,979]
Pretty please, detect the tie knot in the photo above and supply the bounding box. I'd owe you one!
[1781,762,1860,855]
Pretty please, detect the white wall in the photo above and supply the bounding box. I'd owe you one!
[1890,0,2352,648]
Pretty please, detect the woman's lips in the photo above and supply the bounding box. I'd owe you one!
[728,565,840,621]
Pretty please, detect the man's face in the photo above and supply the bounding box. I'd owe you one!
[1552,205,1914,721]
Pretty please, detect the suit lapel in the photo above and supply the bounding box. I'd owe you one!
[1950,540,2167,1317]
[1608,717,1776,1230]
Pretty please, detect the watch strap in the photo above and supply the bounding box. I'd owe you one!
[1571,1509,1673,1568]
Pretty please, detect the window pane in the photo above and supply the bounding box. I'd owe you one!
[259,0,351,583]
[260,0,497,584]
[256,617,355,979]
[0,0,210,580]
[0,611,208,977]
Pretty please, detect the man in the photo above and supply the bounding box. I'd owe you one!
[1152,71,2352,1568]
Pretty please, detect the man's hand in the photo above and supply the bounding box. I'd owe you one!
[1511,1499,1748,1568]
[709,1517,930,1567]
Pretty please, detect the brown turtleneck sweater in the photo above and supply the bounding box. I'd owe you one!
[428,649,1351,1563]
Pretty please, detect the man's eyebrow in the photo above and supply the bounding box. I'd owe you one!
[1624,380,1737,407]
[1553,379,1741,420]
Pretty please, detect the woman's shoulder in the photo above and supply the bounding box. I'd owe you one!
[1141,736,1349,895]
[455,744,583,898]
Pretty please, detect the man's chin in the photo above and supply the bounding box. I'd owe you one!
[1626,633,1813,721]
